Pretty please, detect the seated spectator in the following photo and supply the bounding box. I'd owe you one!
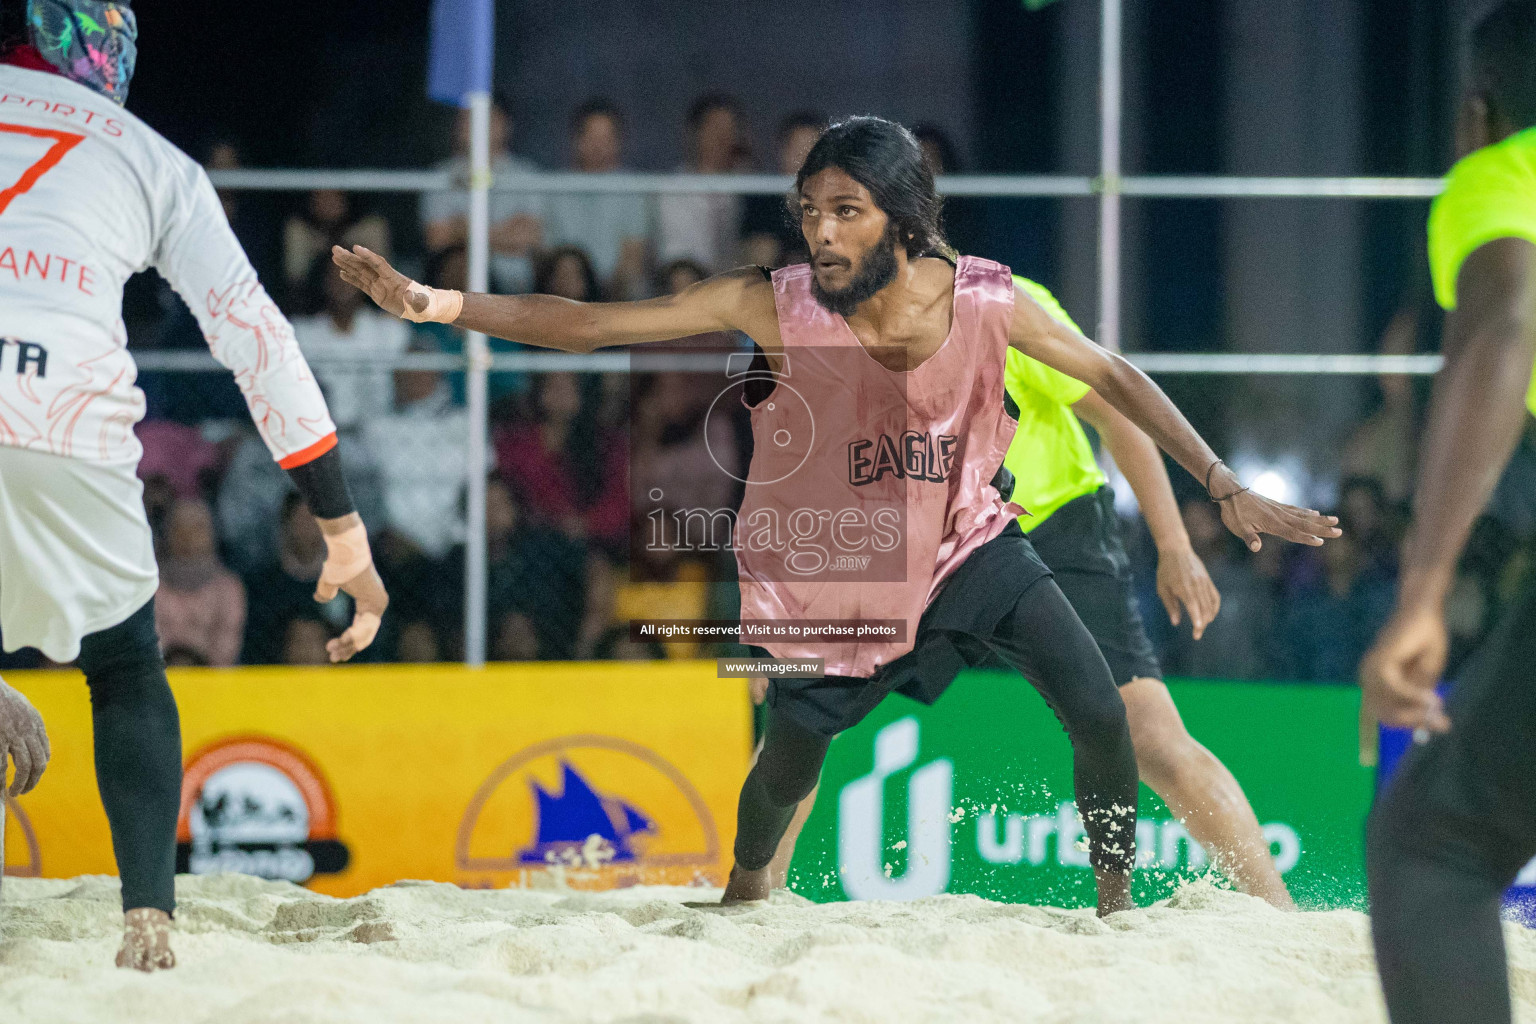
[421,98,543,294]
[1280,527,1395,682]
[440,474,589,661]
[655,258,707,297]
[282,190,391,309]
[493,612,541,661]
[631,370,741,528]
[494,371,628,557]
[397,620,443,664]
[741,111,823,269]
[155,499,246,667]
[241,493,353,665]
[1153,499,1279,680]
[291,254,412,431]
[657,94,747,273]
[136,421,219,501]
[362,337,478,560]
[535,245,601,303]
[543,100,652,299]
[1337,475,1399,574]
[281,616,333,666]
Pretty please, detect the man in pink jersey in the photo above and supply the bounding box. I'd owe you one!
[0,2,387,969]
[336,116,1338,915]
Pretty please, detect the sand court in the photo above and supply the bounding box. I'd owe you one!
[5,874,1534,1023]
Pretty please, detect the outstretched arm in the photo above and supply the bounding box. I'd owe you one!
[155,164,386,662]
[1361,236,1536,737]
[1074,389,1221,638]
[332,245,777,354]
[1010,284,1340,550]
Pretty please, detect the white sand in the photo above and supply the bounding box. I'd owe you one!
[2,875,1534,1024]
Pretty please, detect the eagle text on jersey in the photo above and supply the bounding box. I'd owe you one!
[848,431,960,486]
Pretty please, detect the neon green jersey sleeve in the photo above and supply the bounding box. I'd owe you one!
[1428,128,1536,415]
[1428,127,1536,312]
[1002,276,1107,529]
[1009,277,1092,407]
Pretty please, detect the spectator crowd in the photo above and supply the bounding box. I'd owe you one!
[2,92,1532,686]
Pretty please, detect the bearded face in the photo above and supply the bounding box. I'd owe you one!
[810,224,900,317]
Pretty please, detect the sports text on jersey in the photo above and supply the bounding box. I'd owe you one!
[0,88,124,137]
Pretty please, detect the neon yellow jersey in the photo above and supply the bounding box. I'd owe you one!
[1427,126,1536,414]
[1002,276,1107,531]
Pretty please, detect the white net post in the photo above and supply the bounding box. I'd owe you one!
[464,92,492,668]
[1097,0,1123,354]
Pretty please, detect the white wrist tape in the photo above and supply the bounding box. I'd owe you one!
[320,523,373,587]
[399,283,464,324]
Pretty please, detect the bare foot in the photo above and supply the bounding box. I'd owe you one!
[116,908,175,972]
[1095,868,1135,918]
[719,864,770,905]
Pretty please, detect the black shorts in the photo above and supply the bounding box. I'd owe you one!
[1373,573,1536,883]
[751,518,1052,736]
[1025,486,1161,686]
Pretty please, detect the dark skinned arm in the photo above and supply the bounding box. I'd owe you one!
[1010,283,1340,551]
[1075,389,1221,637]
[1361,236,1536,738]
[331,245,776,354]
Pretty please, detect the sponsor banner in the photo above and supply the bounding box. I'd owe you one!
[2,663,750,897]
[788,672,1374,909]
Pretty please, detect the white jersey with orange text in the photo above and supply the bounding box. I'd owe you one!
[0,64,336,468]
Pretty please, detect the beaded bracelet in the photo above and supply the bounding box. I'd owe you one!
[1205,459,1251,503]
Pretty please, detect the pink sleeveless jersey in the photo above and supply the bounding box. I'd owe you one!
[736,255,1025,677]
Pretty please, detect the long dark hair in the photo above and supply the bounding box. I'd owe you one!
[795,116,955,260]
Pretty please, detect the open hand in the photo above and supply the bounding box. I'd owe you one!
[315,562,388,663]
[0,680,48,797]
[1217,489,1341,552]
[1156,543,1221,639]
[331,245,431,321]
[1360,601,1451,741]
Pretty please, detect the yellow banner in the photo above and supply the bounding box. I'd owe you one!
[2,662,751,897]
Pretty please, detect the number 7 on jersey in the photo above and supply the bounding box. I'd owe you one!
[0,123,85,218]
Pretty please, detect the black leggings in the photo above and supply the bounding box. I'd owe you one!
[76,598,182,916]
[1366,580,1536,1024]
[735,575,1138,873]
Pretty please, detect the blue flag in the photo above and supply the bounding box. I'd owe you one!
[427,0,494,105]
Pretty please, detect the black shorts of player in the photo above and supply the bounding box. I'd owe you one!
[750,518,1053,737]
[1023,485,1161,686]
[1366,570,1536,1024]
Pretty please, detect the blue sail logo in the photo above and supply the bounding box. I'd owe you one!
[519,762,656,865]
[456,735,722,885]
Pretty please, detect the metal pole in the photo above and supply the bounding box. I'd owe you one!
[1098,0,1123,353]
[464,92,491,668]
